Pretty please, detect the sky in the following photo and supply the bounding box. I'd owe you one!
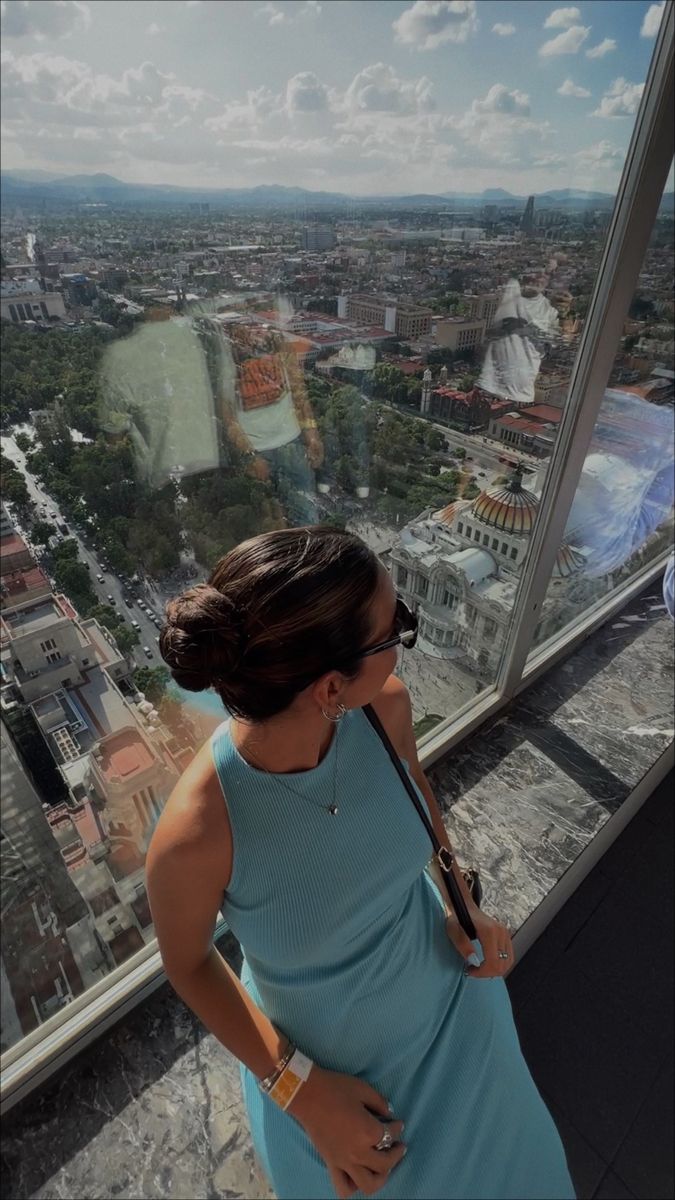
[0,0,670,196]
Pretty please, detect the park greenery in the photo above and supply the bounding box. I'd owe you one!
[2,323,471,601]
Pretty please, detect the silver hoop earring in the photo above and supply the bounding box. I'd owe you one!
[322,702,347,723]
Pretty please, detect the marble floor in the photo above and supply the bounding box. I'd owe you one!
[426,582,674,932]
[1,581,673,1200]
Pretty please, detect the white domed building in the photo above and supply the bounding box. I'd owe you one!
[389,467,585,676]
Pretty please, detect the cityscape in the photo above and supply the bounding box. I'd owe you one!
[0,0,673,1060]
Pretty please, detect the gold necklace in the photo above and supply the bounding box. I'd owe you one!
[235,719,342,816]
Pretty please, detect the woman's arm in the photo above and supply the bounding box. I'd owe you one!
[146,766,290,1080]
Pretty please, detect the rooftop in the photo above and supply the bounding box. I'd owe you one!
[0,532,30,558]
[96,728,156,783]
[2,596,68,639]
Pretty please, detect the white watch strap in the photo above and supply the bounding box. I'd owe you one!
[286,1048,313,1081]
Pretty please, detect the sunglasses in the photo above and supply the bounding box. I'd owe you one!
[356,596,418,660]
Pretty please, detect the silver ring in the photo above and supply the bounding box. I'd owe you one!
[375,1130,394,1151]
[498,950,509,960]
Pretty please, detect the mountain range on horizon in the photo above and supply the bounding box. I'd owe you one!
[3,168,662,212]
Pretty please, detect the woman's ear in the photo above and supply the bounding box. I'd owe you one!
[310,671,345,712]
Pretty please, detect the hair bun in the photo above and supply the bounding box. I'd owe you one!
[160,584,246,692]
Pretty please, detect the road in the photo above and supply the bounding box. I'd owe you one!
[1,430,163,671]
[374,400,542,480]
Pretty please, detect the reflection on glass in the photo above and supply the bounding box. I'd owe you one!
[1,32,670,1056]
[534,170,675,647]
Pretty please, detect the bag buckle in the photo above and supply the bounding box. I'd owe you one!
[437,846,455,873]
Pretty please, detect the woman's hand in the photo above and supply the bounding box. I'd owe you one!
[445,907,515,978]
[288,1064,407,1198]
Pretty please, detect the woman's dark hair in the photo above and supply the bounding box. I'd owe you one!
[159,526,381,721]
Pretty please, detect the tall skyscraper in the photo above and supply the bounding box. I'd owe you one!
[521,196,535,237]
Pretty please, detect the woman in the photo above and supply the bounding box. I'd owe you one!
[147,526,575,1200]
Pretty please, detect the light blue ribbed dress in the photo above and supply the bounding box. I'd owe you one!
[211,706,576,1200]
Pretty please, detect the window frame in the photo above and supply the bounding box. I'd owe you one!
[1,4,673,1115]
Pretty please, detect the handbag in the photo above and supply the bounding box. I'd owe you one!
[363,704,481,942]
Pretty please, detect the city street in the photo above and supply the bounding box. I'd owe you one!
[1,430,163,670]
[373,400,542,482]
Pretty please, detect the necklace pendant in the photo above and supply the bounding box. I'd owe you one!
[328,804,338,816]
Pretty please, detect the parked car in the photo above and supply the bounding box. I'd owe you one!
[106,594,116,605]
[124,596,134,608]
[131,620,141,631]
[96,574,104,584]
[143,645,153,659]
[137,601,146,612]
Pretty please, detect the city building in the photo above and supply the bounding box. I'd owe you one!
[1,280,66,324]
[301,227,337,252]
[389,466,585,677]
[533,373,569,408]
[434,315,486,353]
[421,369,512,430]
[338,293,433,338]
[488,405,563,456]
[521,196,535,237]
[314,342,377,386]
[60,273,97,307]
[0,503,197,1041]
[441,227,484,244]
[0,504,14,539]
[463,293,499,325]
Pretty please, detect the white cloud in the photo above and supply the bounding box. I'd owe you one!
[544,7,581,28]
[146,22,162,36]
[586,38,617,58]
[446,82,552,173]
[557,78,591,97]
[1,0,90,39]
[393,0,479,51]
[257,2,285,25]
[641,2,665,38]
[256,1,322,25]
[574,139,624,165]
[569,139,624,192]
[205,86,276,133]
[342,62,434,117]
[593,77,645,117]
[285,71,328,114]
[472,83,530,115]
[491,22,515,36]
[0,49,201,124]
[539,24,590,56]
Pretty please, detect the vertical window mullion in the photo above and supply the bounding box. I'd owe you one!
[495,7,674,700]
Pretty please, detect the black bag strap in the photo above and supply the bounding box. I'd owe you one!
[363,703,477,941]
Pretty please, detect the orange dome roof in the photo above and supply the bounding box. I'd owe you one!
[434,499,472,526]
[470,470,539,536]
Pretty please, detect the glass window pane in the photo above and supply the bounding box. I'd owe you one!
[0,0,668,1055]
[533,166,674,650]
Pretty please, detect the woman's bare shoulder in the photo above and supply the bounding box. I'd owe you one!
[148,735,233,886]
[369,676,413,758]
